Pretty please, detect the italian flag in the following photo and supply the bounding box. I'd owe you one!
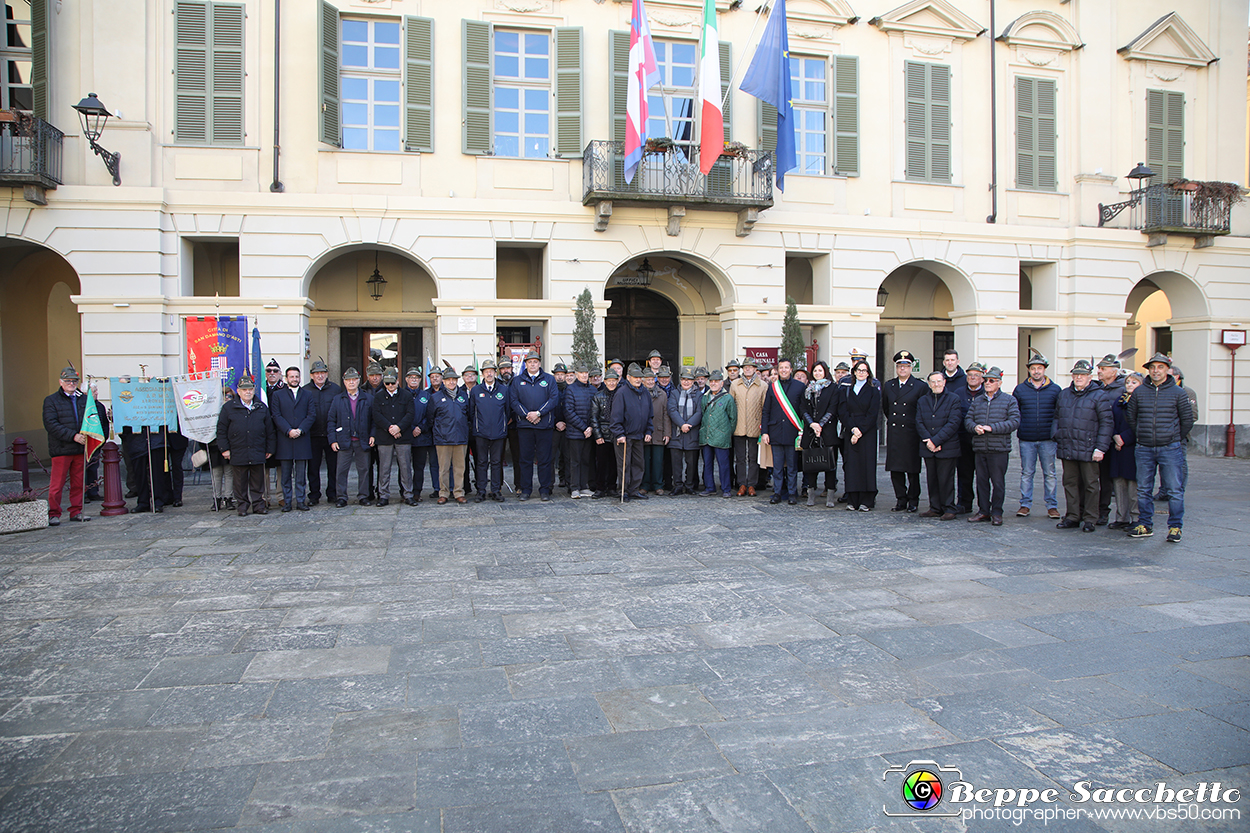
[697,0,723,175]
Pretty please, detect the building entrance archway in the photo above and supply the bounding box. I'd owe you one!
[604,288,679,370]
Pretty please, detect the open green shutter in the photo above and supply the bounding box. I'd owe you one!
[718,40,732,141]
[1035,78,1056,190]
[609,30,630,188]
[211,3,244,144]
[318,0,340,146]
[759,102,777,154]
[404,16,434,152]
[1015,76,1035,188]
[904,61,928,180]
[832,55,858,176]
[929,63,951,183]
[30,0,47,118]
[176,2,209,143]
[463,19,492,155]
[554,27,583,157]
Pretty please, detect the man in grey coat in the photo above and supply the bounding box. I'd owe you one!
[963,367,1020,526]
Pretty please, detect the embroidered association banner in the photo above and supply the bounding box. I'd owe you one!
[171,371,224,444]
[110,378,178,431]
[186,316,249,390]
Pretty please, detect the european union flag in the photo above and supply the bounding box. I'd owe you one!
[739,0,797,191]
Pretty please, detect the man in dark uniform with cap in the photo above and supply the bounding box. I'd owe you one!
[42,365,109,525]
[510,349,560,500]
[882,350,925,512]
[469,359,509,501]
[303,359,341,506]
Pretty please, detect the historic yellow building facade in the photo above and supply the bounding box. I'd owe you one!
[2,0,1248,456]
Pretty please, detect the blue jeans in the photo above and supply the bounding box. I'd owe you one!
[771,443,798,499]
[1135,442,1185,528]
[1018,439,1058,510]
[701,446,731,494]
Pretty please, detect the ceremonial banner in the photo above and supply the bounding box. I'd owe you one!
[186,316,249,389]
[80,385,105,458]
[110,378,178,431]
[171,371,224,444]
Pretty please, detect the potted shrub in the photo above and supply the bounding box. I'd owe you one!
[645,137,675,153]
[720,140,748,158]
[0,489,49,534]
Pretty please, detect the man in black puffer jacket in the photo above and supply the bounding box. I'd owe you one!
[1126,353,1193,543]
[589,369,620,498]
[1052,360,1112,532]
[42,365,109,525]
[963,367,1020,526]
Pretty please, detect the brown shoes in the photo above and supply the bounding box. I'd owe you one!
[991,516,1003,526]
[940,512,957,521]
[437,497,447,505]
[918,510,941,518]
[1047,508,1061,519]
[747,487,756,497]
[1016,506,1030,517]
[737,486,747,496]
[967,513,991,523]
[455,496,467,504]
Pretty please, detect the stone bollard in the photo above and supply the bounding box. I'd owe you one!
[10,437,30,491]
[99,441,128,517]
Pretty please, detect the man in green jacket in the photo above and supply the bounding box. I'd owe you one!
[699,370,737,497]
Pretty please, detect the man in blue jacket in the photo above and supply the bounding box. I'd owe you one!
[510,349,560,501]
[371,368,415,507]
[760,358,807,505]
[432,367,470,504]
[328,368,375,507]
[270,366,315,512]
[610,363,653,502]
[562,363,598,499]
[1011,351,1061,519]
[469,359,509,502]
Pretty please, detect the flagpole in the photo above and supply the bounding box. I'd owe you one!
[720,0,775,113]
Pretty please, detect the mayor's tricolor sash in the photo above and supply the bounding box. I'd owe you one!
[771,379,804,449]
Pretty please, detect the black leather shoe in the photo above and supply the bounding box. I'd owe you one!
[1082,522,1096,532]
[171,500,183,508]
[296,504,309,511]
[787,497,797,506]
[631,492,648,500]
[1056,519,1080,529]
[474,493,487,503]
[336,498,348,508]
[892,501,907,512]
[493,493,505,502]
[907,502,918,512]
[622,494,631,503]
[519,493,530,501]
[769,495,783,504]
[405,498,418,506]
[376,499,389,507]
[1096,515,1109,526]
[540,493,551,502]
[359,498,372,506]
[308,498,319,506]
[281,505,292,513]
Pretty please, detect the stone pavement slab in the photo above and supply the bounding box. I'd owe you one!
[0,453,1246,830]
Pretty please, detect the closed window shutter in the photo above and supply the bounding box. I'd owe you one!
[929,63,951,183]
[176,2,209,143]
[1035,78,1056,190]
[318,0,340,146]
[404,16,434,152]
[759,101,777,154]
[554,27,583,157]
[718,40,732,141]
[832,55,858,176]
[610,30,629,187]
[905,61,950,183]
[210,3,244,144]
[463,20,492,155]
[1146,89,1184,180]
[30,0,47,118]
[1015,76,1035,188]
[904,61,928,181]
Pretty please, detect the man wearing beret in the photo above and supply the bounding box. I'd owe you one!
[217,376,275,516]
[42,365,108,525]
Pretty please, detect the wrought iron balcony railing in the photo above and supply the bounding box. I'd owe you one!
[0,112,63,204]
[1099,181,1236,238]
[582,139,774,211]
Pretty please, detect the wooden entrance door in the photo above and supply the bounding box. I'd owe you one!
[604,288,680,369]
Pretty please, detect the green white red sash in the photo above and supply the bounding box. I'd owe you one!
[771,379,803,434]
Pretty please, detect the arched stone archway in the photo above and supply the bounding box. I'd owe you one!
[0,241,83,458]
[307,248,439,379]
[604,254,726,370]
[876,261,973,378]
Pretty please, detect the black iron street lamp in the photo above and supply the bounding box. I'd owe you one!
[366,251,387,301]
[636,257,656,284]
[877,286,890,308]
[72,93,121,186]
[1098,163,1155,227]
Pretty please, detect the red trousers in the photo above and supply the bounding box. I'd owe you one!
[48,453,85,519]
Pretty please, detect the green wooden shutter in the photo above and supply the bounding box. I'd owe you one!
[318,0,340,146]
[904,61,928,180]
[463,19,492,155]
[30,0,47,118]
[718,40,732,141]
[176,2,208,142]
[404,16,434,152]
[1016,76,1056,190]
[554,27,583,157]
[759,102,777,154]
[210,3,244,144]
[929,63,951,183]
[1147,89,1184,180]
[610,30,629,145]
[832,55,858,176]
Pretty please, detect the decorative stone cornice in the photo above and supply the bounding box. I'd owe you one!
[998,10,1082,52]
[1118,12,1217,68]
[869,0,984,42]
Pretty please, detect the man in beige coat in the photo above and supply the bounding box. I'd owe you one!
[730,356,767,496]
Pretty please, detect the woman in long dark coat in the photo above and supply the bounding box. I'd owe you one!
[839,359,881,510]
[801,361,838,507]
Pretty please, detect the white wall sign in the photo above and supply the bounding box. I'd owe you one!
[458,317,478,332]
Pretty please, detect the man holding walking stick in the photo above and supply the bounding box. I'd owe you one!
[610,363,652,503]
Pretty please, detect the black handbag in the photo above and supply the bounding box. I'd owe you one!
[802,438,833,472]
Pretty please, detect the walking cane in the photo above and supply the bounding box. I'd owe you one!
[620,436,627,504]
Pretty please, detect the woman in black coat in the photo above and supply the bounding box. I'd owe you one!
[216,380,275,516]
[839,360,881,511]
[801,361,839,507]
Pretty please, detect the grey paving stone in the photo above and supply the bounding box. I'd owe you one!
[0,764,260,833]
[907,690,1060,740]
[326,708,460,755]
[1147,622,1250,662]
[612,773,814,833]
[996,678,1172,727]
[418,616,506,643]
[1202,701,1250,732]
[138,652,255,688]
[697,645,808,681]
[32,726,205,782]
[407,668,512,707]
[503,609,637,637]
[696,673,840,720]
[0,690,171,736]
[611,652,720,688]
[567,627,704,659]
[147,682,277,726]
[236,627,341,652]
[0,734,74,787]
[241,646,391,681]
[443,793,624,833]
[994,727,1178,789]
[479,635,575,666]
[565,726,732,791]
[1105,665,1245,710]
[239,753,417,825]
[506,659,620,699]
[806,662,935,706]
[1086,710,1250,774]
[387,641,482,674]
[596,685,724,731]
[460,695,610,745]
[1185,657,1250,693]
[266,674,408,718]
[186,715,336,767]
[903,650,1049,695]
[1150,597,1250,627]
[337,621,427,647]
[999,633,1179,681]
[414,741,581,807]
[861,625,1003,660]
